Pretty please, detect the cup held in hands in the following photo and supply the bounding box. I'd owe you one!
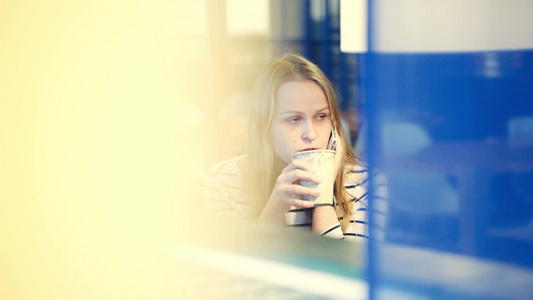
[292,150,335,205]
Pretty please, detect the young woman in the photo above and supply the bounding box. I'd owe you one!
[204,53,370,241]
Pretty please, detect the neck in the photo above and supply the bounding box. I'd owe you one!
[272,155,286,179]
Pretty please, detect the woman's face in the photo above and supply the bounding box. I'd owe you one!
[270,80,333,165]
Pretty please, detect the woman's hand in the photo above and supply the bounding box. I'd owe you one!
[259,159,321,223]
[333,136,345,178]
[311,138,346,234]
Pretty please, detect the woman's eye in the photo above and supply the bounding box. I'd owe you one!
[288,117,300,123]
[316,114,327,120]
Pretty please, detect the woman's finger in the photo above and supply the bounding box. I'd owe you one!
[291,159,314,172]
[287,169,322,184]
[288,198,315,209]
[285,183,321,198]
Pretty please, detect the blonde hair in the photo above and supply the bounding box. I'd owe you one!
[243,53,358,230]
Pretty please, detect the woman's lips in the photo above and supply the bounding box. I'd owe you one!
[298,147,318,152]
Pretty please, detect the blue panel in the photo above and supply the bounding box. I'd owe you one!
[364,26,533,300]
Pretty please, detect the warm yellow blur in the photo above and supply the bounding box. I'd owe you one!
[0,1,211,299]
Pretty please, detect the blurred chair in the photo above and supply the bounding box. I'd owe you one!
[508,116,533,148]
[505,117,533,226]
[382,122,459,214]
[508,116,533,215]
[481,117,533,267]
[382,121,431,159]
[492,117,533,227]
[381,121,460,250]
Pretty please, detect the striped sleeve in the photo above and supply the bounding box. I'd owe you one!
[204,156,246,217]
[341,165,370,242]
[370,172,388,242]
[320,223,345,239]
[343,166,388,242]
[285,207,312,230]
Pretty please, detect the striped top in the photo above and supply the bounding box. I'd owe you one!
[204,155,386,242]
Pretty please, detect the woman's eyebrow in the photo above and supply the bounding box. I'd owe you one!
[280,107,330,116]
[279,110,302,116]
[316,107,330,113]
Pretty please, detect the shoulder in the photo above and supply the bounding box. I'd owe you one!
[205,155,245,192]
[344,162,368,185]
[341,162,369,207]
[204,155,248,217]
[208,155,244,177]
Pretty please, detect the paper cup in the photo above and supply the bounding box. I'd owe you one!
[292,149,335,204]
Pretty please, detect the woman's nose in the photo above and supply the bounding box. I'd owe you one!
[302,121,317,142]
